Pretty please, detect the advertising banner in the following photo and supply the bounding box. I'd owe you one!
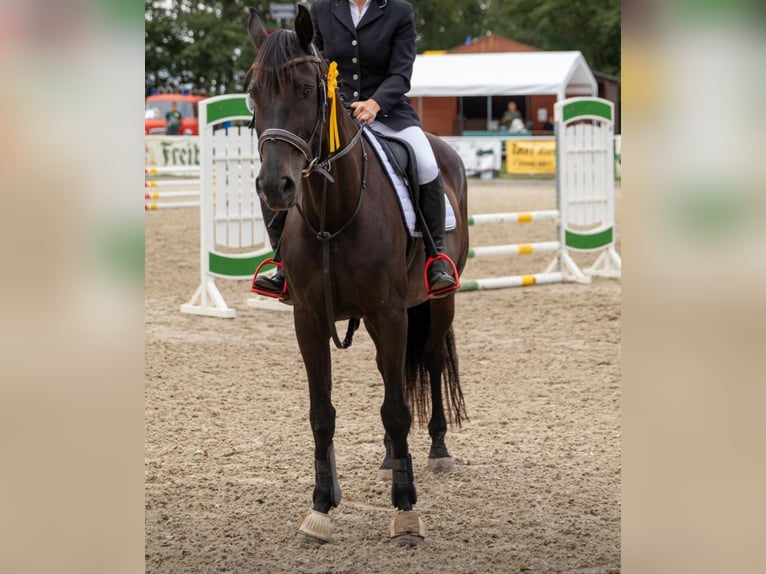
[145,135,200,167]
[442,137,503,178]
[505,139,556,175]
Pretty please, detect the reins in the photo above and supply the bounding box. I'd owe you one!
[298,137,367,349]
[256,51,368,349]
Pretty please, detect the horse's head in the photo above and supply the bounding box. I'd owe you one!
[247,5,326,211]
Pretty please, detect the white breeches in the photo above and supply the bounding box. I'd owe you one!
[369,122,439,184]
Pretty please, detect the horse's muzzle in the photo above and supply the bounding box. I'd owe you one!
[256,173,297,211]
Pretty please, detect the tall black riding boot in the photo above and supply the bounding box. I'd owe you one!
[253,202,287,296]
[419,175,458,297]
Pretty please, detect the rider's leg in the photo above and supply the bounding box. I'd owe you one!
[253,198,287,295]
[388,125,457,296]
[418,174,457,294]
[369,123,458,295]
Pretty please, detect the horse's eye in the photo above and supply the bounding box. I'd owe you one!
[301,84,314,98]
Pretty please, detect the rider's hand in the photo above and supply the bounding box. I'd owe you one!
[350,99,381,124]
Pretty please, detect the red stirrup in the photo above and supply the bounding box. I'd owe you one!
[250,258,289,299]
[423,254,460,298]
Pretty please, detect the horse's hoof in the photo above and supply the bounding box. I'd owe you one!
[389,510,425,546]
[377,468,392,481]
[427,456,456,473]
[297,509,332,544]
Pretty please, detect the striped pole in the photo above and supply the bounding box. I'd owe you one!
[459,272,565,291]
[145,190,200,200]
[144,179,201,188]
[144,165,201,175]
[467,210,559,225]
[468,241,560,258]
[145,201,200,210]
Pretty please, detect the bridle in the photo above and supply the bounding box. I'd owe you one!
[250,51,365,182]
[249,47,369,349]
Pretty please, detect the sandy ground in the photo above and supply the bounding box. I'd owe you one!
[145,179,621,573]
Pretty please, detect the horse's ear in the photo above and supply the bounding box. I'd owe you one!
[247,7,268,50]
[295,4,314,53]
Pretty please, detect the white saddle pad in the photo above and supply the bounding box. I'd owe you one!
[363,127,456,237]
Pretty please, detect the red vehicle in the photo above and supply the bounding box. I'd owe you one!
[145,92,206,135]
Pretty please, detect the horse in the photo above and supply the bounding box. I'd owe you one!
[246,5,469,545]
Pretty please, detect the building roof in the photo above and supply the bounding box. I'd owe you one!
[408,51,598,100]
[447,34,539,54]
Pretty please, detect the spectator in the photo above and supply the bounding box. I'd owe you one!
[165,101,183,135]
[500,101,522,130]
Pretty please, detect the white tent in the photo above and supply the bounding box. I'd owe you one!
[407,51,597,101]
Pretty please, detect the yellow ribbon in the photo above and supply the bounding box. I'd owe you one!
[327,61,340,153]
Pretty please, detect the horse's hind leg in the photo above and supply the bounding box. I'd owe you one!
[425,298,458,473]
[294,312,340,544]
[377,431,393,481]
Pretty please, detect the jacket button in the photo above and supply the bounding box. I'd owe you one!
[351,40,358,46]
[352,57,358,64]
[353,91,359,98]
[352,74,358,80]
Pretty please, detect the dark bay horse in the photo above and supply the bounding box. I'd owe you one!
[246,5,468,545]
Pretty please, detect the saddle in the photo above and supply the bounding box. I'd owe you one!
[369,131,421,206]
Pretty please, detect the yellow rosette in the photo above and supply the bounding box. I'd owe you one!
[327,61,340,153]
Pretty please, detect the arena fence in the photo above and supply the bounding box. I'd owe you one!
[178,94,285,318]
[459,97,621,291]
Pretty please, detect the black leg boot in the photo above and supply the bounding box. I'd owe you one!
[419,175,458,297]
[253,203,287,296]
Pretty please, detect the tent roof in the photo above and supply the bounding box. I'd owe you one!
[407,51,597,99]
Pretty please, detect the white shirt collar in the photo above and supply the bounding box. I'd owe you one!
[348,0,371,27]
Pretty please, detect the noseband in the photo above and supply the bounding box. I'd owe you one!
[254,53,364,181]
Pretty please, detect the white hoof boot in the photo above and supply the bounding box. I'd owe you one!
[427,456,455,473]
[389,510,425,546]
[297,509,332,544]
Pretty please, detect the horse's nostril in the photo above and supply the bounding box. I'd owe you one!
[280,177,295,198]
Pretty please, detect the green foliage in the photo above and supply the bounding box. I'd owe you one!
[144,0,620,95]
[145,0,272,95]
[493,0,621,76]
[412,0,620,76]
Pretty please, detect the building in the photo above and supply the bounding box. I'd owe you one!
[408,34,620,135]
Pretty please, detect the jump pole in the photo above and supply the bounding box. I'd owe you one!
[145,201,200,210]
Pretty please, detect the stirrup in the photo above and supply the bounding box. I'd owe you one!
[250,258,288,299]
[423,254,460,298]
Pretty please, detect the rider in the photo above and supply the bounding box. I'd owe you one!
[253,0,459,299]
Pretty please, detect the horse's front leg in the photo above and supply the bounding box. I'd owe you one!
[294,310,339,544]
[365,307,425,546]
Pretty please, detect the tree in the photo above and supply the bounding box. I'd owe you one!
[145,0,277,96]
[411,0,620,76]
[493,0,620,76]
[412,0,490,51]
[145,0,620,95]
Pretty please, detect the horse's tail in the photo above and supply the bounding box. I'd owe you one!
[404,302,468,428]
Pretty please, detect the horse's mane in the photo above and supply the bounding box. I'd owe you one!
[251,29,310,98]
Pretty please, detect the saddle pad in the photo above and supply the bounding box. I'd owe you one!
[363,127,456,237]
